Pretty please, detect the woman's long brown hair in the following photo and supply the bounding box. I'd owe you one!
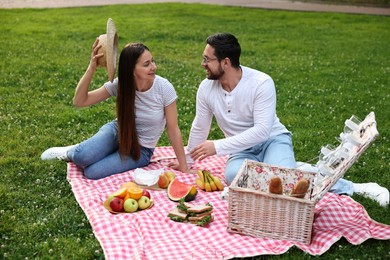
[117,43,149,160]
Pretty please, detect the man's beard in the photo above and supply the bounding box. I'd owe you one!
[206,66,224,80]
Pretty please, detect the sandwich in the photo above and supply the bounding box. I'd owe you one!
[168,199,214,226]
[176,200,195,214]
[167,207,188,223]
[187,204,214,226]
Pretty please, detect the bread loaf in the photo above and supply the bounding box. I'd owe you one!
[291,179,310,198]
[269,177,283,194]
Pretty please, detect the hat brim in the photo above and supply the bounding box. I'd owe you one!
[106,18,118,82]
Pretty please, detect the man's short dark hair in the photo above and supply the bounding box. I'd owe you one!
[206,33,241,68]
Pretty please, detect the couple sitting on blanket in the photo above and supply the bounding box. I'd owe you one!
[41,33,389,207]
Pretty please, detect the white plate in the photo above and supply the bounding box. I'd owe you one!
[132,168,164,186]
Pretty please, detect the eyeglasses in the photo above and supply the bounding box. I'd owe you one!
[202,56,218,64]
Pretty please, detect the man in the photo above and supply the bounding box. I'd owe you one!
[177,33,389,207]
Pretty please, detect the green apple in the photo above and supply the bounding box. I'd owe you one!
[107,193,116,204]
[124,198,138,213]
[138,196,151,210]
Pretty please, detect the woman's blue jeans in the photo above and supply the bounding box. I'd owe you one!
[67,120,154,180]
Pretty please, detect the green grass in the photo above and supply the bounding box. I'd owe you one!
[1,3,389,259]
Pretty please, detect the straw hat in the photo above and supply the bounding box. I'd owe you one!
[97,18,118,82]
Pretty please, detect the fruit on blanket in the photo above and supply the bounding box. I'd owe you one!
[195,170,224,192]
[167,179,198,202]
[128,187,143,200]
[111,187,128,198]
[110,197,124,212]
[204,171,217,191]
[138,196,151,210]
[120,181,138,189]
[204,178,212,192]
[105,186,153,213]
[123,192,131,202]
[158,173,170,189]
[142,189,151,199]
[195,178,205,190]
[124,198,138,213]
[164,170,176,182]
[107,193,116,204]
[197,170,205,181]
[212,176,224,191]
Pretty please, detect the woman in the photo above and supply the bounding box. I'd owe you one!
[41,39,189,179]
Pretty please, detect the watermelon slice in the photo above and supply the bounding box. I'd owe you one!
[167,179,198,202]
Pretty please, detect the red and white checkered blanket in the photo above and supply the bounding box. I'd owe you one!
[67,146,390,259]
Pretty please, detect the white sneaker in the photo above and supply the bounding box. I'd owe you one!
[220,187,229,200]
[40,144,77,161]
[353,183,389,207]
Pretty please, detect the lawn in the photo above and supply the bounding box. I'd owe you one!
[0,2,389,259]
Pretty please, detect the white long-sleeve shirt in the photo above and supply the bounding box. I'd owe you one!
[187,66,289,156]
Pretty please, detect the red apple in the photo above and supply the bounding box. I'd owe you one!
[110,197,124,212]
[142,189,151,199]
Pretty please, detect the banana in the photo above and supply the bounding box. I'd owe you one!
[203,172,212,192]
[195,178,205,190]
[197,170,205,182]
[204,182,212,192]
[212,176,224,191]
[203,170,217,192]
[209,176,218,191]
[196,169,224,192]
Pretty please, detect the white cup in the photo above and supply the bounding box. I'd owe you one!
[344,115,361,133]
[319,144,335,161]
[317,162,334,176]
[341,141,355,155]
[346,132,362,146]
[344,119,360,132]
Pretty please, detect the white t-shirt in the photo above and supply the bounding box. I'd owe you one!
[104,75,177,148]
[187,66,289,156]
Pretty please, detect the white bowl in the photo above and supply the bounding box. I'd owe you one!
[132,168,163,186]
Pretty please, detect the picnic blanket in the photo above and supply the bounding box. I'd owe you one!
[67,146,390,259]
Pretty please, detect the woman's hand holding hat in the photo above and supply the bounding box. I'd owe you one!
[89,37,104,71]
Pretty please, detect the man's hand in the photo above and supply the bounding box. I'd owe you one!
[190,141,216,161]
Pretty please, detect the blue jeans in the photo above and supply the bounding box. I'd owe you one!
[225,133,296,185]
[328,178,354,196]
[67,120,154,180]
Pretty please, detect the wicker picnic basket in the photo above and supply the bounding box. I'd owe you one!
[227,112,379,244]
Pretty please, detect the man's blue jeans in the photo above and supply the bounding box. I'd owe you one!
[225,133,296,185]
